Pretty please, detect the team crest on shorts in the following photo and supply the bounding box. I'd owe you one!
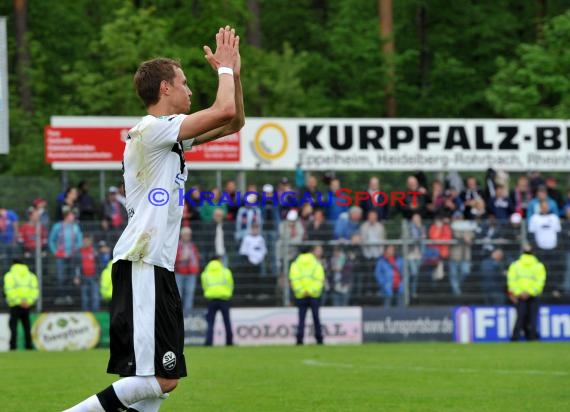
[162,351,177,370]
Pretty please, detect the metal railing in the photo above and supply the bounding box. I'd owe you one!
[1,218,569,311]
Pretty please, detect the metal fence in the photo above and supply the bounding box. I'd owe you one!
[1,217,570,312]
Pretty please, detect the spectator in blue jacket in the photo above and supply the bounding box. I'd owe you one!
[0,207,19,274]
[526,185,558,225]
[326,178,349,222]
[374,245,404,308]
[334,206,362,241]
[48,209,83,305]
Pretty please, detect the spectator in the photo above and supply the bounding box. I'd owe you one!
[340,248,357,305]
[175,227,201,315]
[545,177,564,214]
[560,207,570,294]
[75,235,100,312]
[374,245,404,308]
[212,208,229,265]
[415,170,429,192]
[426,179,445,219]
[116,182,127,207]
[481,249,507,305]
[487,184,512,223]
[183,186,202,226]
[77,180,97,221]
[476,214,504,261]
[526,185,558,224]
[334,206,362,241]
[360,176,389,221]
[299,203,314,237]
[470,197,488,220]
[200,187,227,222]
[306,209,333,242]
[235,193,263,242]
[239,223,267,276]
[427,216,452,281]
[3,259,38,350]
[461,177,483,220]
[406,213,426,299]
[261,183,280,232]
[0,207,20,275]
[563,189,570,218]
[359,210,385,261]
[224,180,239,221]
[326,178,349,222]
[484,168,509,200]
[508,245,546,341]
[445,170,464,194]
[449,213,476,296]
[510,175,532,219]
[261,183,280,276]
[276,209,305,275]
[528,200,561,287]
[96,240,112,270]
[18,207,48,271]
[277,177,296,221]
[32,198,50,227]
[101,187,128,243]
[397,175,428,219]
[528,171,545,194]
[48,210,82,305]
[327,246,352,307]
[501,212,523,264]
[55,187,80,222]
[297,174,319,206]
[441,186,464,219]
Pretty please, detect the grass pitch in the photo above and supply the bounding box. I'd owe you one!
[1,342,569,411]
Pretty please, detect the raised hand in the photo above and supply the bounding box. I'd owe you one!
[204,26,240,74]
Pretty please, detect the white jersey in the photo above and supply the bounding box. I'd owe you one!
[528,212,561,250]
[113,114,193,271]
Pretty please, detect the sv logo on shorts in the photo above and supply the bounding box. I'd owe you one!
[162,351,177,371]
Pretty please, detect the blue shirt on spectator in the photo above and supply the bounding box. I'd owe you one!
[327,192,349,222]
[334,214,359,240]
[0,210,19,244]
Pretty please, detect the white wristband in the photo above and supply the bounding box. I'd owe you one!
[218,67,234,76]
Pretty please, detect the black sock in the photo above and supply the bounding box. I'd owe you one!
[96,385,129,412]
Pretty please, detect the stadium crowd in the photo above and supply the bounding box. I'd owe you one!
[2,169,570,310]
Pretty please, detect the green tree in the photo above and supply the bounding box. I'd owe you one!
[486,10,570,118]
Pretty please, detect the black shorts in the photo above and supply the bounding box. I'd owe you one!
[107,259,187,379]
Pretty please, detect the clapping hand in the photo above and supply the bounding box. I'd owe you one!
[204,26,240,76]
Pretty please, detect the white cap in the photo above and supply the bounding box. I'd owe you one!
[286,209,298,221]
[510,212,522,224]
[262,183,274,193]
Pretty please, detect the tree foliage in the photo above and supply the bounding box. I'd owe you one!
[0,0,569,175]
[486,10,570,118]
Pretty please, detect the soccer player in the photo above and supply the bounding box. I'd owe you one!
[65,25,244,412]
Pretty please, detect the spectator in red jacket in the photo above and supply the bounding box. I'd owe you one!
[75,235,100,312]
[427,216,453,281]
[18,207,48,270]
[175,227,201,315]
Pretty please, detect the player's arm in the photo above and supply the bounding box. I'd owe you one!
[191,75,244,146]
[177,27,238,143]
[189,31,245,146]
